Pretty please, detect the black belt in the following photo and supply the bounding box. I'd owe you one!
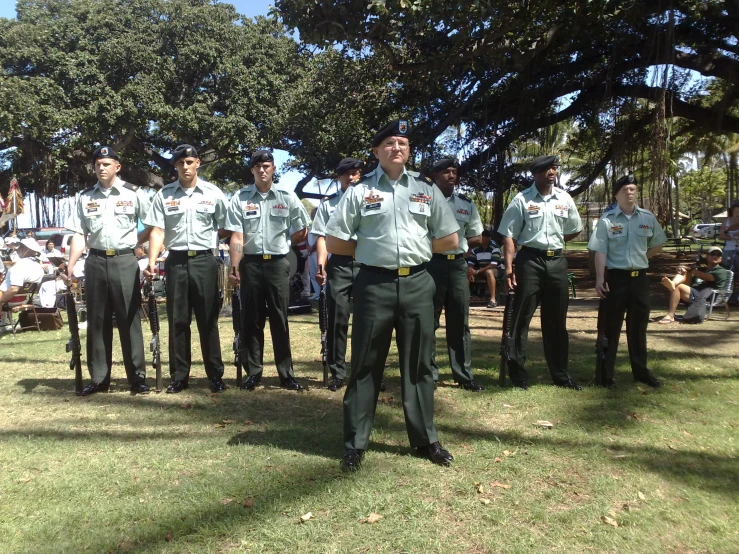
[432,253,465,261]
[243,254,286,261]
[330,254,355,263]
[609,268,647,277]
[360,264,425,277]
[521,246,562,258]
[89,248,134,257]
[168,249,212,258]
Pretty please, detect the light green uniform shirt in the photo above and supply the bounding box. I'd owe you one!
[224,184,311,255]
[498,185,582,250]
[143,178,228,250]
[444,192,484,255]
[326,166,459,269]
[587,204,667,270]
[310,189,346,238]
[66,178,151,250]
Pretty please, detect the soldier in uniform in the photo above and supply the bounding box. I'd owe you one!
[588,174,666,387]
[312,157,363,391]
[498,155,583,390]
[326,120,460,471]
[66,146,151,396]
[226,150,311,391]
[427,158,484,391]
[144,144,229,394]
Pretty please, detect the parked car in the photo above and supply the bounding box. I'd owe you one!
[691,223,721,239]
[48,231,75,257]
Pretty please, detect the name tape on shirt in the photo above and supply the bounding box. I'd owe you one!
[242,202,260,218]
[164,199,183,214]
[84,201,101,216]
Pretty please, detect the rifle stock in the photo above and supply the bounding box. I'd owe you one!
[145,282,162,392]
[65,290,83,393]
[232,290,243,387]
[499,290,515,387]
[318,264,328,387]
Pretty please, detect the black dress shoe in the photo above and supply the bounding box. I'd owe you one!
[636,376,663,388]
[328,377,344,391]
[77,382,109,397]
[130,382,151,395]
[556,379,582,391]
[460,380,483,391]
[280,375,302,391]
[210,378,227,393]
[240,373,262,391]
[340,449,364,472]
[166,380,189,394]
[417,442,454,466]
[512,380,528,390]
[379,382,386,392]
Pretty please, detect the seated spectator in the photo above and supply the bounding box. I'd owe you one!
[468,230,505,308]
[44,240,63,259]
[659,246,729,324]
[0,238,46,312]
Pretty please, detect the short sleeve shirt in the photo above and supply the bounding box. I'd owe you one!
[224,184,311,255]
[311,190,345,238]
[66,178,152,250]
[143,178,228,250]
[444,192,484,255]
[326,166,459,269]
[497,185,582,250]
[696,266,729,291]
[0,258,45,292]
[587,205,667,270]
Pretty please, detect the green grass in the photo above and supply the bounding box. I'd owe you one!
[0,305,737,553]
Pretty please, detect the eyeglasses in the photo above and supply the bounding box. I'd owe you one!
[381,140,410,151]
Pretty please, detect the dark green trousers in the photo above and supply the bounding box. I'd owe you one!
[165,251,224,382]
[343,267,438,450]
[84,252,146,385]
[326,254,359,380]
[601,269,653,381]
[239,256,295,379]
[508,250,572,384]
[428,255,474,383]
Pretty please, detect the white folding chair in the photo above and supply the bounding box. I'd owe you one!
[707,270,734,320]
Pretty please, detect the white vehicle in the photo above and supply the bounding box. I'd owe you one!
[691,223,721,239]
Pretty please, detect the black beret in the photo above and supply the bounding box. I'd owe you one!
[431,158,459,172]
[92,146,119,161]
[372,119,410,147]
[613,173,637,195]
[336,157,363,175]
[530,155,559,173]
[172,144,198,162]
[250,149,275,168]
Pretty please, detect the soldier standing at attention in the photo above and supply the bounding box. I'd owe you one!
[326,120,460,471]
[498,155,583,390]
[312,157,363,391]
[427,159,484,391]
[66,146,152,396]
[144,145,229,394]
[588,174,666,387]
[226,150,311,391]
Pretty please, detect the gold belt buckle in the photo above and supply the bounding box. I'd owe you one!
[446,254,455,260]
[187,250,197,257]
[398,267,410,276]
[546,250,555,257]
[263,254,272,260]
[631,270,639,277]
[105,249,115,256]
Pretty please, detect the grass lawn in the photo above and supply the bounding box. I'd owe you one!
[1,300,737,553]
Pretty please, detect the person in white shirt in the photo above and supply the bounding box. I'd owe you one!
[0,238,46,309]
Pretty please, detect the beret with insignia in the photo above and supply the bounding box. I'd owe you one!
[92,145,119,161]
[431,158,459,173]
[372,119,410,147]
[336,157,363,175]
[530,155,559,173]
[613,173,637,195]
[172,144,198,162]
[250,149,275,168]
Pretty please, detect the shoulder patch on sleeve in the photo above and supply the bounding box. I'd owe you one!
[121,182,139,192]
